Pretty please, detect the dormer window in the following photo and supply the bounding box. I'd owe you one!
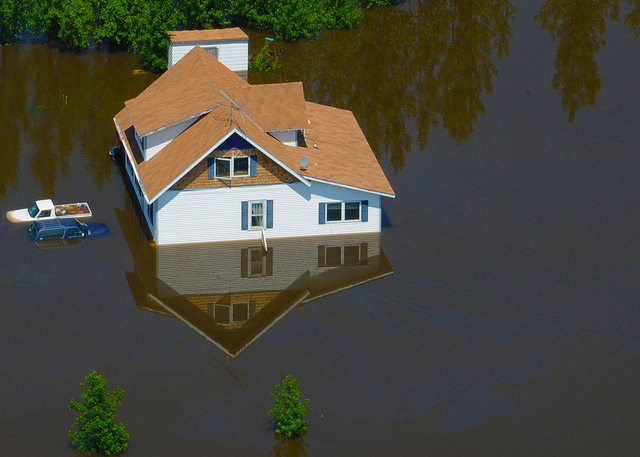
[209,154,257,179]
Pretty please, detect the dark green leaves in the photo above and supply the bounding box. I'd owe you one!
[68,371,129,456]
[268,375,311,437]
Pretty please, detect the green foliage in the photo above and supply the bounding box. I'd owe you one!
[3,0,399,70]
[268,375,311,437]
[322,0,362,29]
[68,371,129,456]
[249,40,280,71]
[232,0,323,40]
[0,0,28,44]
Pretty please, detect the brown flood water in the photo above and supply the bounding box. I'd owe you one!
[2,0,640,455]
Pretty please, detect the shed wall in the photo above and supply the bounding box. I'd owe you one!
[169,40,249,71]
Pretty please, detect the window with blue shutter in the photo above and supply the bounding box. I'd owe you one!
[319,201,367,223]
[241,201,248,230]
[242,200,271,230]
[266,200,273,228]
[250,155,257,177]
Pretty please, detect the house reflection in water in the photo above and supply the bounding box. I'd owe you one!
[116,200,393,358]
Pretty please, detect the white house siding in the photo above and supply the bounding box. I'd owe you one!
[123,153,158,240]
[143,118,196,161]
[154,181,382,245]
[269,130,298,147]
[169,40,249,72]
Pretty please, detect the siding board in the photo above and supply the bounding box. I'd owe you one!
[156,181,382,245]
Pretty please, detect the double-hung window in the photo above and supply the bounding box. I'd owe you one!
[241,246,274,277]
[319,200,368,224]
[208,155,257,179]
[241,200,273,230]
[318,243,368,267]
[250,201,265,229]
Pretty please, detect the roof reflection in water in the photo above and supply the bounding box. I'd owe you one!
[116,198,392,358]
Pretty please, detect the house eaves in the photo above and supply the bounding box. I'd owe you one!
[114,114,151,203]
[304,176,396,199]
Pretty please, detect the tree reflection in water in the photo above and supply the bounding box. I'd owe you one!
[535,0,640,122]
[269,433,310,457]
[288,0,516,173]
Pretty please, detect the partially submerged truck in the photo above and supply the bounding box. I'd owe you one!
[6,199,92,222]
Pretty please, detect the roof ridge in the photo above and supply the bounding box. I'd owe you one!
[218,89,265,132]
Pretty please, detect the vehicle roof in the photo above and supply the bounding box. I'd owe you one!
[34,218,81,229]
[35,199,55,210]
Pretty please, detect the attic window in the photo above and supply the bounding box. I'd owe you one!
[208,155,257,179]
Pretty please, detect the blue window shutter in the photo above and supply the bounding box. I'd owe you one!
[250,155,258,177]
[240,248,248,277]
[241,201,248,230]
[266,247,273,276]
[266,200,273,229]
[319,203,326,224]
[208,158,214,179]
[361,200,368,222]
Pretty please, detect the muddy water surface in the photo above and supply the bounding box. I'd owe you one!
[1,0,640,455]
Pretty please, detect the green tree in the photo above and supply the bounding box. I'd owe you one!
[0,0,28,44]
[68,371,129,456]
[268,375,311,437]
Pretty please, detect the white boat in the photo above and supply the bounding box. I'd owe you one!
[6,199,92,223]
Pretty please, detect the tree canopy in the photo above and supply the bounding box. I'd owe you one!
[1,0,397,71]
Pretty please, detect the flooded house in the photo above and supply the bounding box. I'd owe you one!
[113,30,395,246]
[117,200,393,357]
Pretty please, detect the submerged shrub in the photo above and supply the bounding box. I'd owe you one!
[68,371,129,456]
[268,374,311,437]
[249,40,280,71]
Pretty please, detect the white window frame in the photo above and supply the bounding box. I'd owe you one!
[322,244,361,267]
[325,201,361,223]
[213,302,250,325]
[214,156,250,179]
[248,247,267,277]
[249,200,266,230]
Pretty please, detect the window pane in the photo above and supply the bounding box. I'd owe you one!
[250,249,264,275]
[251,202,264,228]
[325,246,342,266]
[234,157,249,176]
[216,158,230,178]
[344,245,360,265]
[344,202,360,220]
[233,303,249,322]
[67,228,82,239]
[326,203,342,222]
[215,305,230,324]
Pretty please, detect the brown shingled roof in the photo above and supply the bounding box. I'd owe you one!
[115,43,395,203]
[169,28,248,43]
[223,83,308,132]
[274,102,395,197]
[125,46,248,136]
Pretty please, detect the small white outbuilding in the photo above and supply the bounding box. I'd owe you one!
[167,28,249,73]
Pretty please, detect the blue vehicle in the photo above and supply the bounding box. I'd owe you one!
[28,218,108,246]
